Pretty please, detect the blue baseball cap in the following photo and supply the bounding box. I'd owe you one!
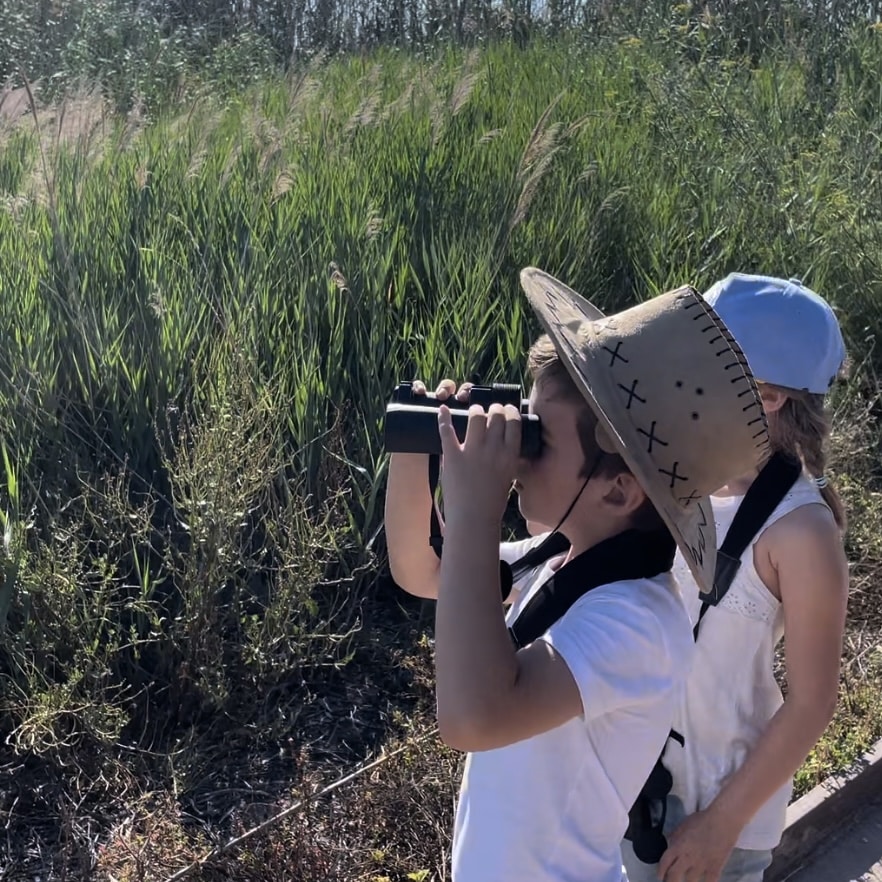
[702,273,846,394]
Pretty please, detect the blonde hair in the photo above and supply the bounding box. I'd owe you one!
[764,383,846,530]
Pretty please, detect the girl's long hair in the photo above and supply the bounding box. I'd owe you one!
[765,384,846,530]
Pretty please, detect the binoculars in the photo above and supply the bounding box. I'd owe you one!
[383,381,543,459]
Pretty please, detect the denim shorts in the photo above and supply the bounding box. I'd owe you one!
[620,795,773,882]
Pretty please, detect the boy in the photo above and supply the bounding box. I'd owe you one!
[385,268,771,881]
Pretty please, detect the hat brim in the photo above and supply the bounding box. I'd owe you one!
[520,267,716,594]
[524,273,607,324]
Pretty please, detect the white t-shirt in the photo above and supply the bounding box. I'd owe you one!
[452,534,695,882]
[664,474,827,850]
[501,534,567,604]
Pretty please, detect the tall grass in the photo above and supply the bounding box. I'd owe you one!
[5,35,882,495]
[2,27,882,877]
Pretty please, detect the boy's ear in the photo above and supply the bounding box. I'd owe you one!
[600,471,647,518]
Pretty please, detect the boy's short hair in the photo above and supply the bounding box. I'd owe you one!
[527,334,667,534]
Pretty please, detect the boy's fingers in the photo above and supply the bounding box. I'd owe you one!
[437,405,459,455]
[435,379,456,400]
[485,403,508,441]
[486,405,521,465]
[503,403,522,454]
[463,404,487,446]
[455,381,473,402]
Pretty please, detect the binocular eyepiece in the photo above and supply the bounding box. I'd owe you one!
[383,381,543,459]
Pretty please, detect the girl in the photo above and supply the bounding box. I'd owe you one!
[621,273,850,882]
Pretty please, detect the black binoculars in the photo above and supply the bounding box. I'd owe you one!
[383,381,543,459]
[624,760,672,864]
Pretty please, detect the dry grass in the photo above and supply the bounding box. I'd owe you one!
[0,593,458,882]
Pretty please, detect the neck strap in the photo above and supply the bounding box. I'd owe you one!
[509,528,676,649]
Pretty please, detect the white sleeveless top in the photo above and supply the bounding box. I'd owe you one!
[665,473,827,850]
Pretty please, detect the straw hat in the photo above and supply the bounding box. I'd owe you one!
[520,267,771,596]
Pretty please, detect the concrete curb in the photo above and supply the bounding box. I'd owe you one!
[765,736,882,881]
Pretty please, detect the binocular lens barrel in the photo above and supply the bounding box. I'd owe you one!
[383,382,543,459]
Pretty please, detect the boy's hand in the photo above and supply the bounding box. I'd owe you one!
[410,378,473,403]
[437,402,521,524]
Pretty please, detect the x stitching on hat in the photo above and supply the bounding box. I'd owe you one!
[603,341,629,367]
[678,489,701,506]
[658,461,689,488]
[637,420,668,454]
[618,379,646,409]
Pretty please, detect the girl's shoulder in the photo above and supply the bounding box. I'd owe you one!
[753,474,838,549]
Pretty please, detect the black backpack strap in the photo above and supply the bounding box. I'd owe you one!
[506,531,570,581]
[699,452,802,611]
[692,601,712,641]
[427,455,444,558]
[508,528,675,649]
